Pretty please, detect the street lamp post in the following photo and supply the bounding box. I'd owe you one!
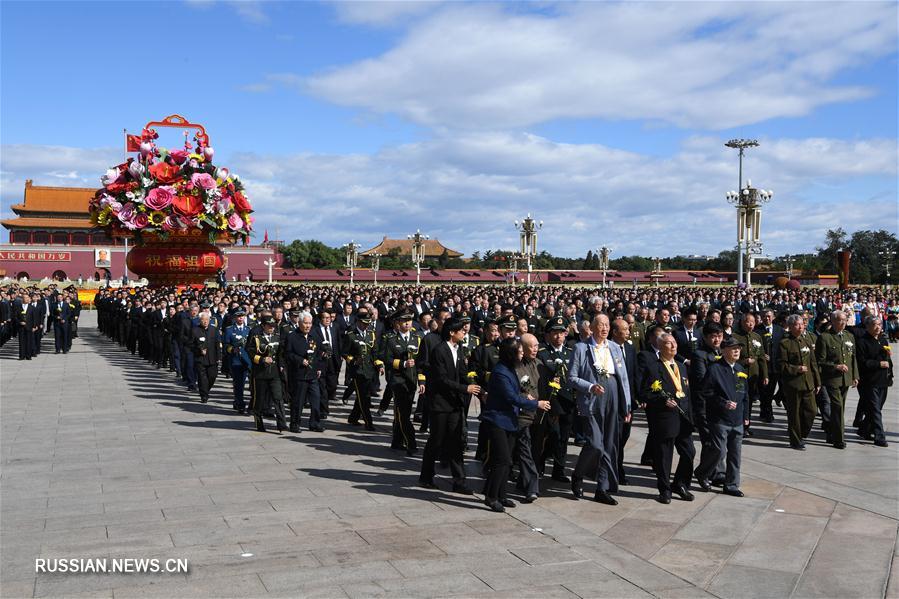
[407,230,429,286]
[784,254,795,279]
[344,241,360,286]
[879,249,897,286]
[514,213,543,286]
[263,257,276,284]
[649,257,664,287]
[598,246,611,288]
[726,176,773,288]
[726,139,761,286]
[370,252,382,286]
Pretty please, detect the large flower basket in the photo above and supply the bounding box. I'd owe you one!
[89,115,253,286]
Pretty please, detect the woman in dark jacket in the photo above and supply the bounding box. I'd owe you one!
[481,338,550,512]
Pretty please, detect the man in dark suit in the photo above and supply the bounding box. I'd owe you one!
[690,322,725,486]
[673,309,700,365]
[640,333,695,504]
[284,311,324,432]
[311,309,340,419]
[695,337,750,496]
[191,312,220,403]
[17,294,38,360]
[609,317,637,485]
[418,316,480,494]
[755,308,784,423]
[179,305,200,391]
[855,316,893,447]
[52,291,74,354]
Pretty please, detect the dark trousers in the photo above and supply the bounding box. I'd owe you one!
[196,362,217,401]
[651,421,695,493]
[251,375,286,430]
[858,385,887,443]
[759,378,777,419]
[319,369,337,416]
[482,422,514,501]
[347,374,374,426]
[617,417,631,480]
[18,327,33,359]
[825,385,849,445]
[291,377,321,430]
[420,410,465,485]
[170,340,182,376]
[32,328,41,356]
[391,381,417,450]
[378,384,394,412]
[817,386,832,431]
[231,364,248,411]
[53,321,70,352]
[695,422,742,491]
[531,412,567,477]
[515,425,539,496]
[782,388,817,446]
[183,351,197,389]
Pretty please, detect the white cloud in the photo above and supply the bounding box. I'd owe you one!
[330,0,440,27]
[2,134,893,257]
[185,0,269,24]
[296,2,896,130]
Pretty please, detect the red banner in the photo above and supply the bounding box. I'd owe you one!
[0,251,72,261]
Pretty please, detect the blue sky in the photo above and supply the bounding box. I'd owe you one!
[1,1,896,258]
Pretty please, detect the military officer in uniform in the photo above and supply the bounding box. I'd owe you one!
[731,313,767,436]
[381,308,426,455]
[815,310,859,448]
[223,309,251,414]
[779,314,821,450]
[342,306,384,431]
[248,315,287,433]
[535,315,576,482]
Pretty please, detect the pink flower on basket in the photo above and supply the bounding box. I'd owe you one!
[169,149,189,165]
[117,203,136,224]
[191,172,216,190]
[132,213,150,229]
[144,186,175,210]
[227,212,244,231]
[163,215,187,231]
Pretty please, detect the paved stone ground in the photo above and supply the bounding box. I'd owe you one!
[1,311,897,599]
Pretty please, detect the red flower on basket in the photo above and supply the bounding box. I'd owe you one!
[173,194,203,218]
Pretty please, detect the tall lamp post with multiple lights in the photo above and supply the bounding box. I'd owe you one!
[514,214,543,286]
[408,230,429,286]
[344,241,360,286]
[880,249,897,287]
[598,246,611,288]
[725,138,773,288]
[784,254,795,280]
[370,252,382,286]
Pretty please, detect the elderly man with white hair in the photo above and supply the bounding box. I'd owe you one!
[285,310,325,433]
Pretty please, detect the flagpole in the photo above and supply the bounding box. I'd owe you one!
[123,128,127,160]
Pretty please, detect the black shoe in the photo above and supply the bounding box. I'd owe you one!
[571,478,584,500]
[55,350,60,354]
[419,479,437,489]
[364,424,376,432]
[276,421,285,433]
[657,492,672,504]
[289,426,300,433]
[451,484,474,496]
[618,475,629,486]
[500,498,516,508]
[594,491,618,506]
[255,421,266,433]
[405,447,417,457]
[522,493,538,504]
[673,485,695,502]
[697,478,712,492]
[200,397,208,404]
[791,443,806,451]
[485,500,505,513]
[347,419,361,426]
[874,439,889,447]
[833,442,846,449]
[723,488,744,498]
[551,473,571,484]
[310,426,325,433]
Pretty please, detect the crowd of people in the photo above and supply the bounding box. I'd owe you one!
[13,281,895,511]
[0,284,82,358]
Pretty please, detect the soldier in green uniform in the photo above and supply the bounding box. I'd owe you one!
[381,308,425,455]
[731,313,768,436]
[342,306,385,431]
[248,315,288,433]
[625,314,645,353]
[779,314,821,450]
[535,315,575,482]
[815,310,859,448]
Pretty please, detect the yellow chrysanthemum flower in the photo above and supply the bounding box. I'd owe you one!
[736,372,748,379]
[548,381,562,390]
[650,380,663,392]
